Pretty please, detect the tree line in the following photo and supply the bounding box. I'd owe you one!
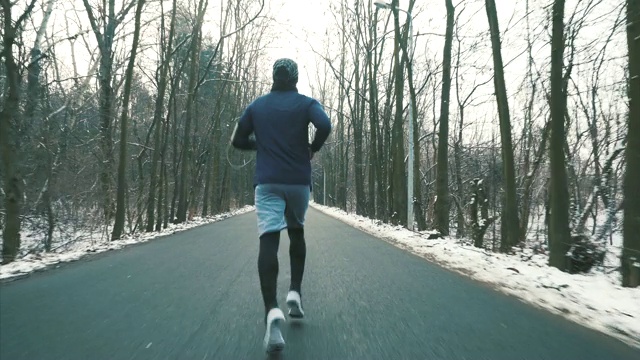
[310,0,638,287]
[2,0,267,261]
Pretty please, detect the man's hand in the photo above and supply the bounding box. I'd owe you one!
[231,122,257,150]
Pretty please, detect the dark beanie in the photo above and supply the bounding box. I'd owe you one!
[273,58,298,84]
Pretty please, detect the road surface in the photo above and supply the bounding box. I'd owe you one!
[1,208,639,359]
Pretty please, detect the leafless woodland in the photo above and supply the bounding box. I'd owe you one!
[1,0,639,287]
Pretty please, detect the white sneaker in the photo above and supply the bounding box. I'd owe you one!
[286,290,304,319]
[263,308,285,353]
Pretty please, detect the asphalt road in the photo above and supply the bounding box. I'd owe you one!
[1,208,639,360]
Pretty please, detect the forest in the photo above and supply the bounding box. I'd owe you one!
[1,0,639,288]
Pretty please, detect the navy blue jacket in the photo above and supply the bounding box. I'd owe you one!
[231,90,332,187]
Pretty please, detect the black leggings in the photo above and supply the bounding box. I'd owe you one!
[258,228,306,313]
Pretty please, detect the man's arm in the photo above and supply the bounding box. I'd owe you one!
[231,106,257,151]
[308,100,332,153]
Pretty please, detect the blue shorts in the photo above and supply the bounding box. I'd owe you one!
[254,184,310,237]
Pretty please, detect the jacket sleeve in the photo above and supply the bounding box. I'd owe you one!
[308,100,332,153]
[231,105,257,151]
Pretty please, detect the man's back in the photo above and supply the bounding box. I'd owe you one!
[234,90,331,186]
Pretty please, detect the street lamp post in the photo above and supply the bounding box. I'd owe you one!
[374,1,414,231]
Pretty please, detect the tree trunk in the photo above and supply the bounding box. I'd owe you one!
[44,178,54,252]
[26,0,55,252]
[24,0,54,126]
[336,1,348,211]
[156,118,168,231]
[350,4,366,216]
[412,90,427,231]
[396,0,424,230]
[520,122,550,241]
[470,179,495,248]
[548,0,572,270]
[434,0,455,235]
[367,29,380,218]
[622,0,640,287]
[210,117,223,214]
[519,2,543,242]
[147,0,177,231]
[354,41,366,216]
[177,0,207,223]
[0,0,34,263]
[453,29,466,238]
[112,0,146,240]
[170,116,180,222]
[454,120,465,238]
[484,0,520,252]
[82,0,121,225]
[380,73,394,223]
[161,161,169,230]
[202,141,213,217]
[389,0,407,226]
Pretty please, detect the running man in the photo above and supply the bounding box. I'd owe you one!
[231,58,332,353]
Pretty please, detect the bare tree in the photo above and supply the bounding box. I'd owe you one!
[337,1,349,211]
[434,0,455,235]
[452,7,493,238]
[82,0,138,226]
[176,0,208,223]
[0,0,38,263]
[367,4,384,218]
[147,0,179,232]
[384,0,407,225]
[518,0,548,243]
[548,0,572,270]
[112,0,147,240]
[176,0,265,223]
[28,0,56,252]
[470,178,495,247]
[622,0,640,287]
[484,0,520,252]
[25,0,55,124]
[394,0,423,230]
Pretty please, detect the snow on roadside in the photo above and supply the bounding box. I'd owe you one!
[0,206,255,281]
[310,202,640,348]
